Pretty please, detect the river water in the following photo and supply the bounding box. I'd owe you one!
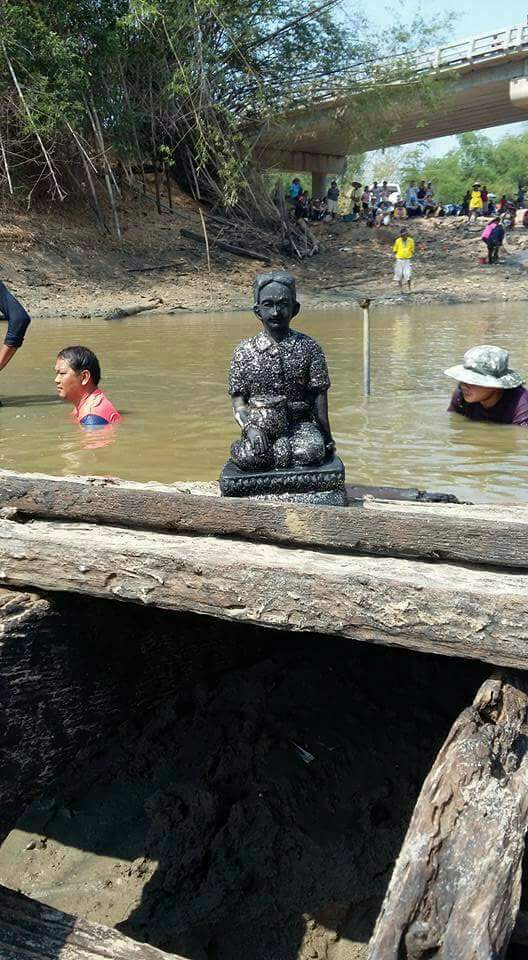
[1,302,527,503]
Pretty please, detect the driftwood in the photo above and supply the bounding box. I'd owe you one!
[0,470,527,570]
[2,513,528,668]
[0,883,181,958]
[103,299,162,320]
[126,262,187,273]
[368,672,528,960]
[180,228,271,263]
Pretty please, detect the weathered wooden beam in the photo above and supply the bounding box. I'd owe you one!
[368,672,528,960]
[0,883,181,958]
[0,586,50,639]
[0,470,526,569]
[1,516,528,668]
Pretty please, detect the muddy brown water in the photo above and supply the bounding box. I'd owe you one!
[1,301,527,502]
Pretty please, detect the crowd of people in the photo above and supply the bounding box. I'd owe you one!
[288,175,528,230]
[288,177,341,221]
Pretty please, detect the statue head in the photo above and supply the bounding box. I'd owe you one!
[253,272,300,335]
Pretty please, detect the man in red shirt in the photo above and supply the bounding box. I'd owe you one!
[54,345,121,426]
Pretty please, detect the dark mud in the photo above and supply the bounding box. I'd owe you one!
[0,616,488,960]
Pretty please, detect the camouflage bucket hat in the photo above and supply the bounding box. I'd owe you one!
[444,345,523,389]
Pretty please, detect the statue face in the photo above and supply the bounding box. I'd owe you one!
[254,281,298,333]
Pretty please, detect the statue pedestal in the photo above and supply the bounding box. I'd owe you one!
[219,455,348,506]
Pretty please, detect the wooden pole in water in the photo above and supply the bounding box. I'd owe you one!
[360,298,371,396]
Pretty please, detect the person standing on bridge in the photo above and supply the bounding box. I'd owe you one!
[392,226,414,293]
[0,280,31,383]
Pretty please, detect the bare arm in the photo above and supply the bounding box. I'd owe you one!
[0,345,17,370]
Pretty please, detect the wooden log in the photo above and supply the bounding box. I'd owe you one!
[0,883,181,958]
[180,228,272,263]
[368,672,528,960]
[0,470,527,570]
[2,515,528,668]
[103,299,162,321]
[0,585,50,638]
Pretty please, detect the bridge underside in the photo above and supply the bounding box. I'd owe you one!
[255,55,528,186]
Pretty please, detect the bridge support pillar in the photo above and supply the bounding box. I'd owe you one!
[311,172,328,199]
[510,77,528,109]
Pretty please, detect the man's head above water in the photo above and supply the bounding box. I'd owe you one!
[55,345,101,404]
[444,344,523,408]
[253,272,300,339]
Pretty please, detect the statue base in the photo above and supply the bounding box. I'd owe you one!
[219,455,348,506]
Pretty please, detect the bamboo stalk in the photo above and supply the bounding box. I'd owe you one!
[2,44,66,201]
[0,127,13,195]
[198,207,211,273]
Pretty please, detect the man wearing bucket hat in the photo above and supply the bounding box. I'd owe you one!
[445,345,528,425]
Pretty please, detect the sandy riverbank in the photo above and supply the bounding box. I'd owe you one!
[1,193,528,323]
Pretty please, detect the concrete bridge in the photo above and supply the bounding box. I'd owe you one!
[255,21,528,195]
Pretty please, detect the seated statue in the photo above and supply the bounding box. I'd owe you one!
[228,272,336,471]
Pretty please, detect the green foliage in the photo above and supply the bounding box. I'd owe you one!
[399,130,528,203]
[0,0,451,207]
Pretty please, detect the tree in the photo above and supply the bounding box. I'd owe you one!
[0,0,450,218]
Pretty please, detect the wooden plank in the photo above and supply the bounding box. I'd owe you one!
[1,516,528,668]
[368,672,528,960]
[0,470,527,569]
[0,883,181,958]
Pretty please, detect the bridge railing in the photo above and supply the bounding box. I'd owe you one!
[415,22,528,71]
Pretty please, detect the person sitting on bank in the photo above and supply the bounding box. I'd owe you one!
[445,345,528,426]
[54,345,121,426]
[294,190,310,222]
[0,280,31,375]
[393,226,414,292]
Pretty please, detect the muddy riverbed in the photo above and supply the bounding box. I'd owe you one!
[0,592,489,960]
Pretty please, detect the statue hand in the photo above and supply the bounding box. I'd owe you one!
[245,426,269,455]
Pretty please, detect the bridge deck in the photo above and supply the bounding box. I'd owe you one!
[256,19,528,164]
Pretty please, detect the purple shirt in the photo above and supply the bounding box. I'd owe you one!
[448,385,528,425]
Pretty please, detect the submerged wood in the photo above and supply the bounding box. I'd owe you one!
[2,515,528,667]
[103,299,162,320]
[0,470,528,569]
[0,883,181,958]
[368,672,528,960]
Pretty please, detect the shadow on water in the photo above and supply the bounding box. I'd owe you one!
[0,393,60,407]
[0,594,492,960]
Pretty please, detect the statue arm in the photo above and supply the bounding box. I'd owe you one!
[232,395,269,454]
[232,395,249,429]
[314,391,335,453]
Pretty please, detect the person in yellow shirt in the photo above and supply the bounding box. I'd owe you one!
[393,227,415,292]
[468,182,482,222]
